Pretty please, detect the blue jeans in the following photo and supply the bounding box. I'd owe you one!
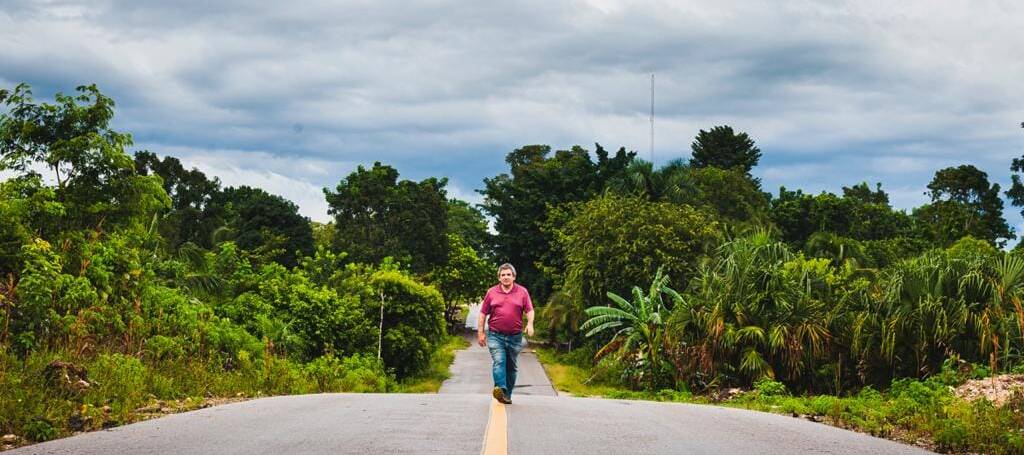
[487,330,525,398]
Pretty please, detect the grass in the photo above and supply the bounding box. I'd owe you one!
[393,335,469,393]
[535,347,1024,455]
[535,348,622,397]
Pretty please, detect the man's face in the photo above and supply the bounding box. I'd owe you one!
[499,269,515,287]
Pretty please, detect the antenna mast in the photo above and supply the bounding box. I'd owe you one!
[650,73,654,163]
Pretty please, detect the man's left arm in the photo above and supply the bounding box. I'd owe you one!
[525,309,535,337]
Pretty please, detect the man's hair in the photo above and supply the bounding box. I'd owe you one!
[497,263,516,277]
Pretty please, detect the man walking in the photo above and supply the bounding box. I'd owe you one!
[478,263,534,404]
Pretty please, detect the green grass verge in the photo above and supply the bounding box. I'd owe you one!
[393,335,469,393]
[535,348,624,397]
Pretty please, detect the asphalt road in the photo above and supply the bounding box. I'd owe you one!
[437,333,556,397]
[10,333,932,454]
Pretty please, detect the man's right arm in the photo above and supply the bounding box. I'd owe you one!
[478,293,491,347]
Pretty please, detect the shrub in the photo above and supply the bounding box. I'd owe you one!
[338,354,393,392]
[754,378,788,397]
[304,354,393,393]
[144,335,182,361]
[23,418,58,442]
[253,263,374,361]
[305,355,345,392]
[932,419,968,451]
[809,395,841,416]
[366,268,446,378]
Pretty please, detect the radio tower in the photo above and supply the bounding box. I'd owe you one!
[647,74,655,164]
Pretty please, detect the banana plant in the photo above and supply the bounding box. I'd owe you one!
[580,267,680,388]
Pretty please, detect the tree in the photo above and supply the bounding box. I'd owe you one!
[324,162,449,274]
[769,187,816,248]
[1005,154,1024,221]
[687,166,769,223]
[770,185,913,249]
[134,151,224,249]
[217,186,314,268]
[310,222,335,251]
[446,199,492,260]
[0,83,168,235]
[914,165,1013,247]
[689,125,762,176]
[550,195,720,321]
[843,182,889,205]
[607,160,768,225]
[426,233,493,332]
[480,144,634,301]
[605,158,696,204]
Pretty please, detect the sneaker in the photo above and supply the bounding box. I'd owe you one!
[492,386,511,404]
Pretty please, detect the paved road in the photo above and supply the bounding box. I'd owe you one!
[11,333,932,454]
[438,333,556,397]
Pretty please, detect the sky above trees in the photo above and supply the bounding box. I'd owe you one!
[1,1,1022,240]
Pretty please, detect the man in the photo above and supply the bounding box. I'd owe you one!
[478,263,534,404]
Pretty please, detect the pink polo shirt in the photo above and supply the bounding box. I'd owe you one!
[481,283,533,335]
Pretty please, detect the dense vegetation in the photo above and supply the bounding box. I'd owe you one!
[0,84,490,443]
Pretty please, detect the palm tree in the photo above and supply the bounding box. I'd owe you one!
[849,248,994,380]
[667,231,832,387]
[605,159,696,204]
[804,232,869,268]
[175,242,224,295]
[963,253,1024,372]
[580,267,679,389]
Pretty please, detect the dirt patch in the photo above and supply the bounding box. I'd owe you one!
[133,395,252,419]
[954,374,1024,407]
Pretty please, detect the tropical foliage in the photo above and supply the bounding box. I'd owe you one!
[580,268,680,389]
[0,84,487,444]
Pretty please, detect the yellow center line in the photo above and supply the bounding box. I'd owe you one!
[482,399,507,455]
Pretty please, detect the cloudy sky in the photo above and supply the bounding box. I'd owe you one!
[2,1,1023,240]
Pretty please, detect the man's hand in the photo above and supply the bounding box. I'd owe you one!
[478,331,486,347]
[526,324,534,337]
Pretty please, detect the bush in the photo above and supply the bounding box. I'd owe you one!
[23,418,58,442]
[253,264,374,361]
[304,355,345,392]
[304,354,393,393]
[366,268,446,378]
[338,354,393,392]
[754,378,788,397]
[809,395,841,416]
[144,335,183,361]
[932,419,968,451]
[561,345,597,369]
